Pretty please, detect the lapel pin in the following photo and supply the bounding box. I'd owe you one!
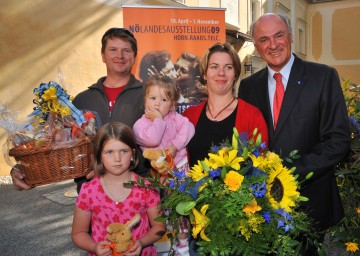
[297,80,302,86]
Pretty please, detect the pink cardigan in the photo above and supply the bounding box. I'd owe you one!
[133,111,195,165]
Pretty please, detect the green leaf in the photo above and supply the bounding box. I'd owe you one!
[138,177,145,186]
[154,216,166,222]
[201,160,210,172]
[233,127,239,138]
[176,201,196,215]
[255,133,262,146]
[252,128,258,136]
[221,167,227,179]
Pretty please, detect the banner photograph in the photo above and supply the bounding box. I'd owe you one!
[123,6,226,113]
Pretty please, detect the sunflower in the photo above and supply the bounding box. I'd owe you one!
[266,166,300,212]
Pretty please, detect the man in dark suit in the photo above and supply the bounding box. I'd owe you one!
[238,13,350,246]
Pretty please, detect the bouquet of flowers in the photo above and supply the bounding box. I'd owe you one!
[130,128,313,256]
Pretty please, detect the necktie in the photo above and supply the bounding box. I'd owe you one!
[273,73,284,129]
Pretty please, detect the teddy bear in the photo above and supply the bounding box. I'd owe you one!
[143,148,175,175]
[106,214,141,255]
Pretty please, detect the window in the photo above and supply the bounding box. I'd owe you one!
[221,0,239,27]
[297,18,306,55]
[172,0,185,4]
[276,2,290,17]
[248,0,262,32]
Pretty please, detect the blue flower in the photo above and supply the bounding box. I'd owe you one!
[211,145,220,153]
[253,148,261,157]
[250,181,267,198]
[174,170,186,179]
[169,179,175,189]
[277,219,285,229]
[263,211,271,224]
[209,168,221,178]
[246,167,267,178]
[178,182,187,192]
[188,177,207,200]
[260,142,267,150]
[284,224,294,232]
[275,208,293,221]
[275,208,294,232]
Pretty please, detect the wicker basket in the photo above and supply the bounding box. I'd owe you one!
[9,137,94,187]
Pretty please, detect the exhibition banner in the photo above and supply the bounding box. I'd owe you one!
[123,6,226,113]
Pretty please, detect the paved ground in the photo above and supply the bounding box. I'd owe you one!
[0,177,347,256]
[0,179,85,256]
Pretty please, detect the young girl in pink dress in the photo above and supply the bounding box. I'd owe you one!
[72,122,165,256]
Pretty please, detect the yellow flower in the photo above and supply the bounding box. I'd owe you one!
[249,153,261,168]
[224,171,244,191]
[188,160,210,182]
[238,214,265,241]
[191,205,211,241]
[208,148,244,170]
[345,242,359,253]
[243,199,262,214]
[357,207,360,214]
[266,166,300,212]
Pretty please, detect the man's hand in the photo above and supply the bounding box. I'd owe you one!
[11,166,32,190]
[85,170,95,180]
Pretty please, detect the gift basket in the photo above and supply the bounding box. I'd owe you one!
[1,81,97,187]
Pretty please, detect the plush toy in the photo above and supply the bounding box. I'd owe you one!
[106,214,141,255]
[143,149,174,175]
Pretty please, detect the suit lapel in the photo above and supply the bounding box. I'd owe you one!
[274,55,305,139]
[253,69,275,139]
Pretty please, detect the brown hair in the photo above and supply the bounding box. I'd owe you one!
[177,52,201,82]
[144,74,180,105]
[101,28,137,57]
[139,51,172,83]
[201,42,241,82]
[93,122,139,175]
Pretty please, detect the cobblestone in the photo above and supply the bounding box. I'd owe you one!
[0,175,12,185]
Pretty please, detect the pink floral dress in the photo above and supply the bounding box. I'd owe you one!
[76,174,160,256]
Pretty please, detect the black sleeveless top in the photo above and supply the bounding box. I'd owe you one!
[187,104,237,167]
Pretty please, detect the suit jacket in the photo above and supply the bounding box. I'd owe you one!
[238,54,351,231]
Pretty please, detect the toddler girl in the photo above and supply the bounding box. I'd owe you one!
[133,74,195,175]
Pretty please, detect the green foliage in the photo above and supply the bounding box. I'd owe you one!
[326,79,360,255]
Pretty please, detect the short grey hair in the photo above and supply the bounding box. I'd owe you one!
[250,13,292,40]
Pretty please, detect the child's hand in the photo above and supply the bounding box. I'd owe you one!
[96,240,111,256]
[123,240,143,256]
[165,145,178,158]
[145,108,162,122]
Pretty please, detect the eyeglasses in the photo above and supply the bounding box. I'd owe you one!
[103,27,135,38]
